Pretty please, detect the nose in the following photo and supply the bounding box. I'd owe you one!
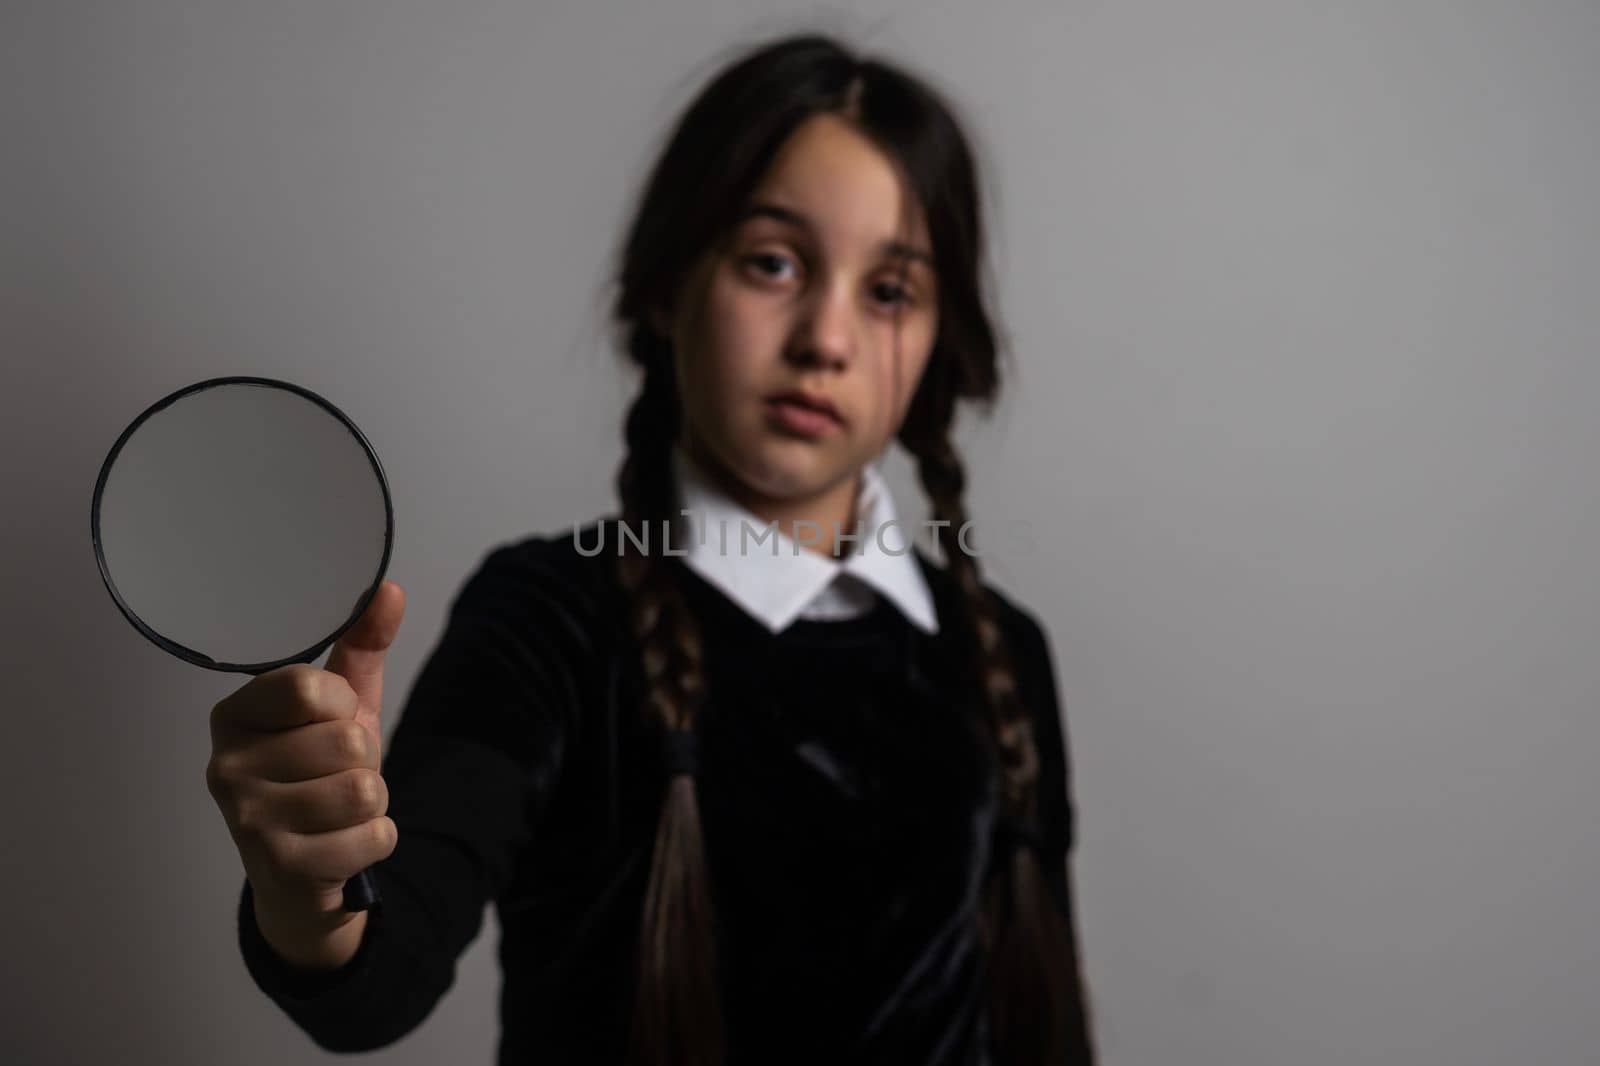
[785,281,856,373]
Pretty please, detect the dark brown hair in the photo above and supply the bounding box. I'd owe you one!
[608,32,1095,1065]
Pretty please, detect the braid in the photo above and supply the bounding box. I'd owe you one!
[615,351,724,1066]
[912,438,1039,805]
[904,428,1092,1065]
[617,360,708,728]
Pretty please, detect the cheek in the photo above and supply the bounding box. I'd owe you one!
[677,286,774,433]
[903,336,936,405]
[702,286,781,391]
[872,324,937,430]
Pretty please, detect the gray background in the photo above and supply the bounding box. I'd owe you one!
[5,2,1596,1064]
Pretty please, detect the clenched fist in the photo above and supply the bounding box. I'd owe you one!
[206,579,405,967]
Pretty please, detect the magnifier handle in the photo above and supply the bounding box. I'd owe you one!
[343,868,381,912]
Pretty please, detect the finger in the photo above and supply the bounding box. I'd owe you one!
[266,769,389,834]
[215,664,359,736]
[265,817,398,887]
[233,719,379,783]
[324,580,405,730]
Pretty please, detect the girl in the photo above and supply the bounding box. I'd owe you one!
[215,31,1095,1066]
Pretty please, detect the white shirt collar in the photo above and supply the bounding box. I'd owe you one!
[670,444,940,636]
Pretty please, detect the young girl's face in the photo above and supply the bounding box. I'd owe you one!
[658,112,939,506]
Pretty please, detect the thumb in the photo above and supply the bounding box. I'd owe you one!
[325,579,406,742]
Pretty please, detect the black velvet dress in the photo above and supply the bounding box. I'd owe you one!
[236,516,1083,1064]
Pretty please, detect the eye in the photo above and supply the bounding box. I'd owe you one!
[872,280,915,308]
[743,251,796,281]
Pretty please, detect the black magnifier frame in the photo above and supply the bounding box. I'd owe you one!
[90,374,394,912]
[91,375,396,674]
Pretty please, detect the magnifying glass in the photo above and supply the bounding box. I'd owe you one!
[90,375,393,912]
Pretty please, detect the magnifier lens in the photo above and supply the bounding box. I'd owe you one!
[94,380,389,672]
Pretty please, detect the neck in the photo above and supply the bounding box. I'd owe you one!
[682,434,860,559]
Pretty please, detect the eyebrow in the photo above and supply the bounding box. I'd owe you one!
[736,201,935,270]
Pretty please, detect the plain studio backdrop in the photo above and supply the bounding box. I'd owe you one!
[4,2,1596,1064]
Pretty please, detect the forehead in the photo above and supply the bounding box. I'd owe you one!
[743,113,930,253]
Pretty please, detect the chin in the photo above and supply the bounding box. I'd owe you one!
[741,441,853,497]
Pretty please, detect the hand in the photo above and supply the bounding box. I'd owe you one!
[206,580,406,931]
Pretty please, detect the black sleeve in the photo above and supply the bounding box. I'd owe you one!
[235,543,578,1052]
[998,598,1097,1062]
[998,599,1079,917]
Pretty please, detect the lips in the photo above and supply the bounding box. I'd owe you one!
[767,389,843,426]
